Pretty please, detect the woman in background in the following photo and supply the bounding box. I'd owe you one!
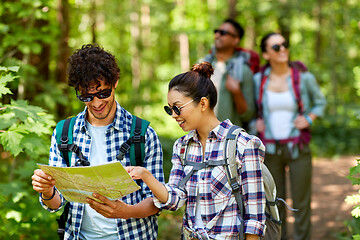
[254,32,326,240]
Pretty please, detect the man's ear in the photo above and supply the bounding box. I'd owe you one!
[114,80,119,89]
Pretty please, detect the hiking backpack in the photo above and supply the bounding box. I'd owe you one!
[54,115,149,239]
[179,125,296,239]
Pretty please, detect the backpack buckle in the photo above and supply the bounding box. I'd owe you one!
[231,182,240,192]
[68,144,79,153]
[133,135,141,143]
[59,143,69,152]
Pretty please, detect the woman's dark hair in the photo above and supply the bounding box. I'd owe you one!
[260,32,281,53]
[67,43,120,92]
[224,19,244,39]
[168,62,217,109]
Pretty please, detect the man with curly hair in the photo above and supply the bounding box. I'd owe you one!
[31,44,164,240]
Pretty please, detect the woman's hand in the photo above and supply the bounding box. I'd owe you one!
[293,114,316,130]
[125,166,150,180]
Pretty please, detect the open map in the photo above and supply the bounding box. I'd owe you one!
[37,161,140,204]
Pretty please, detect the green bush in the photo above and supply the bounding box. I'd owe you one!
[0,66,58,239]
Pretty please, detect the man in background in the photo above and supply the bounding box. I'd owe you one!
[202,19,259,130]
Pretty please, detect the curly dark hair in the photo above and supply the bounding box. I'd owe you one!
[67,44,120,93]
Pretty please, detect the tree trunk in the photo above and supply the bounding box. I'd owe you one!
[315,0,323,63]
[56,0,70,117]
[130,0,141,90]
[56,0,70,85]
[228,0,238,19]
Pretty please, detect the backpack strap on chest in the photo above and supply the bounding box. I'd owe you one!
[177,140,226,189]
[56,117,89,167]
[116,115,150,166]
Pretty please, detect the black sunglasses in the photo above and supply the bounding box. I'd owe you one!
[164,98,198,116]
[214,29,237,37]
[271,41,289,52]
[76,88,112,102]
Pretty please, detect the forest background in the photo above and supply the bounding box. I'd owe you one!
[0,0,359,239]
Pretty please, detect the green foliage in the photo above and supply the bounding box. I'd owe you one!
[338,159,360,239]
[0,0,360,238]
[0,65,57,239]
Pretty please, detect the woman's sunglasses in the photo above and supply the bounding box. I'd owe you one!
[271,41,289,52]
[76,88,112,102]
[214,29,237,37]
[164,98,198,116]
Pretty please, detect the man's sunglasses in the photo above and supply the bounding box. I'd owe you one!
[214,29,237,37]
[271,41,289,52]
[164,98,198,116]
[76,88,112,102]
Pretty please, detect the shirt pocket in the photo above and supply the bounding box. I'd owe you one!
[210,166,232,208]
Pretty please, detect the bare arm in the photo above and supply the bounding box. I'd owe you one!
[126,166,169,203]
[87,194,159,219]
[31,169,61,209]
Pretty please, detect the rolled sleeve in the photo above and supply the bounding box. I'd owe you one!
[153,184,187,211]
[240,136,266,236]
[39,187,66,212]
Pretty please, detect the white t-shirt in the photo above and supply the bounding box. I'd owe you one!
[267,90,296,140]
[79,121,118,240]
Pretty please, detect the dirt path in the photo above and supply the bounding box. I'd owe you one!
[286,156,359,239]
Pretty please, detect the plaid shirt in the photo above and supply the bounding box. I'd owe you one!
[154,120,266,239]
[40,101,164,240]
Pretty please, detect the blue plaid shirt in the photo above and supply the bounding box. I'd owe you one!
[154,120,266,239]
[40,101,164,240]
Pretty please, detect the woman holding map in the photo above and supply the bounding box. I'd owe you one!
[126,62,266,240]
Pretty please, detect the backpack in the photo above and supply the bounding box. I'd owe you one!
[179,125,296,239]
[55,115,149,239]
[236,47,260,74]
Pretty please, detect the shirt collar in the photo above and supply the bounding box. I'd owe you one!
[181,119,233,144]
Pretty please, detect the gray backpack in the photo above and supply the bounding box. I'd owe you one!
[179,125,296,239]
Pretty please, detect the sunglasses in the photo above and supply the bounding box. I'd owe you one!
[214,29,237,37]
[76,88,112,102]
[164,98,198,116]
[271,41,289,52]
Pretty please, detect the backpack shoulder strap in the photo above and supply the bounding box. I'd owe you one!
[117,115,150,166]
[291,67,304,114]
[56,117,76,167]
[56,117,88,167]
[224,125,246,240]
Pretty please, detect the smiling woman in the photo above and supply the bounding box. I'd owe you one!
[254,32,327,240]
[126,62,267,240]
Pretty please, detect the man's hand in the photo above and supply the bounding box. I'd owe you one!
[31,169,55,197]
[87,193,132,219]
[225,74,240,94]
[87,194,160,219]
[226,74,247,114]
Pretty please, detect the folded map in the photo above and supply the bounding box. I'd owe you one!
[37,161,140,204]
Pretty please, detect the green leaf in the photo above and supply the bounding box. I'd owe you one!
[0,130,24,157]
[8,100,45,122]
[0,74,14,97]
